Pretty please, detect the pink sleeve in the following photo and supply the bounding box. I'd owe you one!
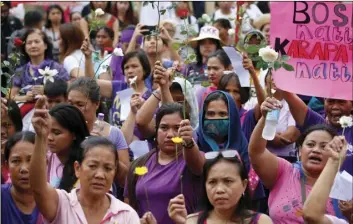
[325,215,348,224]
[274,157,293,183]
[48,189,71,224]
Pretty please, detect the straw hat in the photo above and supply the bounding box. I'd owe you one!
[253,14,270,30]
[191,25,221,42]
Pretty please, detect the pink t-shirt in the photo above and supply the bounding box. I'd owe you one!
[268,158,335,223]
[47,189,140,224]
[47,152,64,188]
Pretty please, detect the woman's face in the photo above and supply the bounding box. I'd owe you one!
[48,8,62,24]
[207,57,226,86]
[205,99,229,119]
[124,57,145,85]
[143,35,164,55]
[47,117,75,155]
[7,141,35,191]
[71,12,82,26]
[224,78,241,109]
[300,130,333,176]
[157,113,182,153]
[1,113,16,153]
[117,1,129,13]
[68,90,99,123]
[92,2,108,11]
[25,31,47,58]
[96,29,113,49]
[206,160,247,211]
[214,23,227,42]
[262,24,270,45]
[75,146,116,196]
[200,39,217,58]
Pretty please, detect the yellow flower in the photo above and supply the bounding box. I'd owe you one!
[172,137,183,144]
[0,2,4,7]
[135,166,148,176]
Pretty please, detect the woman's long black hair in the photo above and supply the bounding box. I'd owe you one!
[197,155,254,224]
[195,38,222,66]
[49,104,90,192]
[44,4,65,29]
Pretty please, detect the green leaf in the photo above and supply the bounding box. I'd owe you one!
[143,1,149,6]
[159,9,166,15]
[282,62,295,71]
[251,56,262,62]
[189,54,196,60]
[1,87,8,96]
[172,42,180,50]
[274,61,281,70]
[256,61,263,69]
[180,31,188,35]
[201,81,211,87]
[262,62,269,70]
[281,55,290,61]
[1,72,11,79]
[244,45,260,54]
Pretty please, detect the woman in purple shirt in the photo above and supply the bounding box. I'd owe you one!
[11,28,69,102]
[125,102,205,223]
[1,131,43,224]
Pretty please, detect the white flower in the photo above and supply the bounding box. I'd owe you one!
[259,46,279,63]
[202,14,211,23]
[113,48,124,57]
[94,8,105,17]
[228,29,235,36]
[271,88,276,94]
[129,76,137,86]
[339,116,353,128]
[3,61,10,67]
[38,66,58,84]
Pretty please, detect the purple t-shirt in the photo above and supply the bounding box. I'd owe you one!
[124,153,201,223]
[1,184,43,224]
[108,126,129,150]
[300,109,353,175]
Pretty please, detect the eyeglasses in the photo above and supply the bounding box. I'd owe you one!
[204,150,242,163]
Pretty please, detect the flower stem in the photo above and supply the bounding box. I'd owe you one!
[268,68,273,98]
[338,128,346,172]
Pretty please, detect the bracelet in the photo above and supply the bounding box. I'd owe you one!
[183,139,195,149]
[152,91,161,101]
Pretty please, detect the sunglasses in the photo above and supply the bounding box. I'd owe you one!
[204,150,242,163]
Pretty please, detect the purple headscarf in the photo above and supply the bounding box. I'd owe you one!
[110,26,143,81]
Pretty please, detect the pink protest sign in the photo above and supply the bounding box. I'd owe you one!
[271,2,352,100]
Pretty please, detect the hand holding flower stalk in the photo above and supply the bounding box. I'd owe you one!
[338,116,353,171]
[135,166,150,211]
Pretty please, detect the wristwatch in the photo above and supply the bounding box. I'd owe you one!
[183,139,195,149]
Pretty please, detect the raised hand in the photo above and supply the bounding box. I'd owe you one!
[133,23,149,39]
[154,61,171,87]
[324,136,347,162]
[81,38,93,58]
[178,120,193,146]
[260,97,282,117]
[140,212,157,224]
[31,96,50,138]
[242,53,255,75]
[168,194,187,224]
[131,93,145,114]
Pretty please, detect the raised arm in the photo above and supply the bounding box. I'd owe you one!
[126,24,147,54]
[303,136,347,224]
[248,97,282,189]
[243,54,265,121]
[282,91,308,126]
[179,119,205,175]
[80,38,95,78]
[29,96,58,222]
[154,61,174,104]
[121,93,145,145]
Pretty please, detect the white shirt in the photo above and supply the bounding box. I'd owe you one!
[242,4,263,33]
[63,50,85,76]
[139,2,174,25]
[172,16,199,41]
[326,215,349,224]
[213,8,237,28]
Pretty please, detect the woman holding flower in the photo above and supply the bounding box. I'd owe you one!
[125,102,205,224]
[30,97,140,223]
[249,98,348,222]
[80,2,119,48]
[11,29,69,103]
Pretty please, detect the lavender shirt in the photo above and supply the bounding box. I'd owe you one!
[13,60,69,92]
[108,126,129,150]
[299,109,353,175]
[1,184,43,224]
[124,153,201,223]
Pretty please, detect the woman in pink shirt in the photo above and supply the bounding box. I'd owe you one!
[248,97,345,223]
[29,96,140,224]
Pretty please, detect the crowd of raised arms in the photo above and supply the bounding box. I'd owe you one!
[1,1,352,224]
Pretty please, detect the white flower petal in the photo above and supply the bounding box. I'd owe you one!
[228,29,235,36]
[95,8,104,17]
[38,69,45,75]
[259,46,278,63]
[339,116,353,128]
[113,48,124,57]
[202,14,210,21]
[48,77,54,83]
